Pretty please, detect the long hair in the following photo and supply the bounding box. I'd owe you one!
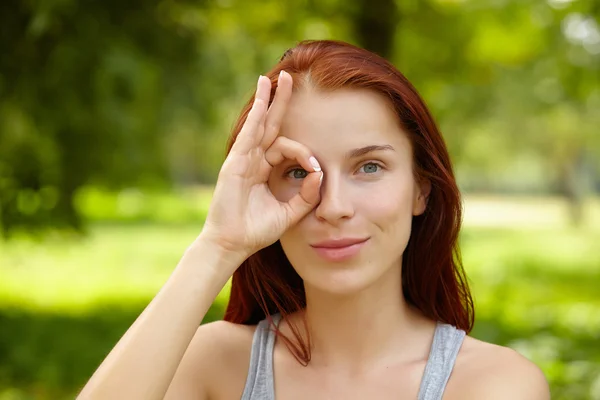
[222,40,474,365]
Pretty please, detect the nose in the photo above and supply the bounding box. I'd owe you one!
[314,172,355,223]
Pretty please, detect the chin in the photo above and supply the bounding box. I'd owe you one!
[295,261,388,296]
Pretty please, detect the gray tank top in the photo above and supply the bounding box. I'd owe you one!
[241,314,466,400]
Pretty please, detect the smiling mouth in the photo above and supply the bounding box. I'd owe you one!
[310,238,370,262]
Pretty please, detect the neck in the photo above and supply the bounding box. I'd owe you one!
[289,265,435,370]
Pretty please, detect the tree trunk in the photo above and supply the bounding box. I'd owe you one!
[353,0,399,59]
[560,149,587,227]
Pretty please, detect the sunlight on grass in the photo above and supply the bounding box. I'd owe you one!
[0,224,231,314]
[1,194,599,399]
[1,194,599,316]
[463,195,600,229]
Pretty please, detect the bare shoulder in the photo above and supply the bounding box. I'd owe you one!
[164,320,256,400]
[445,336,550,400]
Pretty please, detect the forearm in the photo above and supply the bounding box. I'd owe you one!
[77,238,242,400]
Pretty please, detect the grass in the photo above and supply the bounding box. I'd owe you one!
[0,193,599,399]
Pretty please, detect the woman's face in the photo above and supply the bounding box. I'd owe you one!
[268,87,429,295]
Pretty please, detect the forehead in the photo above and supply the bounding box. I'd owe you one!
[279,87,410,156]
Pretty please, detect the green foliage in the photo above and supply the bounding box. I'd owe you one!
[74,185,212,225]
[1,0,599,234]
[1,195,599,399]
[464,228,600,400]
[1,2,598,398]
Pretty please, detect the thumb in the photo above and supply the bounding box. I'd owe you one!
[283,171,322,226]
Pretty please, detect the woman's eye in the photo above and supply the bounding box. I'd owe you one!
[359,162,382,174]
[286,168,309,179]
[285,163,382,180]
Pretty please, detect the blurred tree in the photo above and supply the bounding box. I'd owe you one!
[352,0,398,58]
[0,0,598,235]
[0,0,200,235]
[389,0,599,223]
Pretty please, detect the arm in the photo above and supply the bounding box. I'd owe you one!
[76,237,243,400]
[77,71,321,400]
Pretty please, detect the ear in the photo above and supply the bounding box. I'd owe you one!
[412,177,431,216]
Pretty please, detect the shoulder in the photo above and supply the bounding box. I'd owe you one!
[446,335,550,400]
[165,320,257,400]
[195,319,257,359]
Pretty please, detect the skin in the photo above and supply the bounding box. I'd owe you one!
[265,86,440,398]
[78,71,550,400]
[269,86,436,369]
[166,75,550,399]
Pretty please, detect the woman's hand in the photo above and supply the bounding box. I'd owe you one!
[200,71,322,264]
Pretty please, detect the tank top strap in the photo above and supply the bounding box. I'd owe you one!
[417,322,466,400]
[240,314,281,400]
[241,316,465,400]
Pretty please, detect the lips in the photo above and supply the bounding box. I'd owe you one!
[310,237,370,262]
[310,237,370,248]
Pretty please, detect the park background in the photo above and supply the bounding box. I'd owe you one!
[1,0,599,398]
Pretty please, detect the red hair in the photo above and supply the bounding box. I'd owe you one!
[223,40,474,364]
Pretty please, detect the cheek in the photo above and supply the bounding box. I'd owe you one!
[359,184,415,261]
[358,182,414,225]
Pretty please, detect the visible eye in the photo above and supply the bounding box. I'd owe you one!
[284,162,384,180]
[285,168,309,180]
[358,162,383,174]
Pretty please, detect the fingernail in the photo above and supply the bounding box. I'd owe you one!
[309,156,321,172]
[319,171,323,185]
[279,70,284,80]
[258,75,263,84]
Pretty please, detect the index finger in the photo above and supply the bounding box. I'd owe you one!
[231,75,271,154]
[260,70,293,150]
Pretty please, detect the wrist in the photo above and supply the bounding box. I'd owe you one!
[185,233,248,273]
[169,239,241,313]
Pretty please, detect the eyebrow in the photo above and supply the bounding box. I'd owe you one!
[346,144,395,159]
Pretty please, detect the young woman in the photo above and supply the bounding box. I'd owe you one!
[78,40,550,400]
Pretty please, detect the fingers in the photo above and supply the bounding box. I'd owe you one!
[232,71,293,155]
[264,136,323,225]
[264,136,321,174]
[283,170,323,226]
[261,71,293,149]
[231,76,271,154]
